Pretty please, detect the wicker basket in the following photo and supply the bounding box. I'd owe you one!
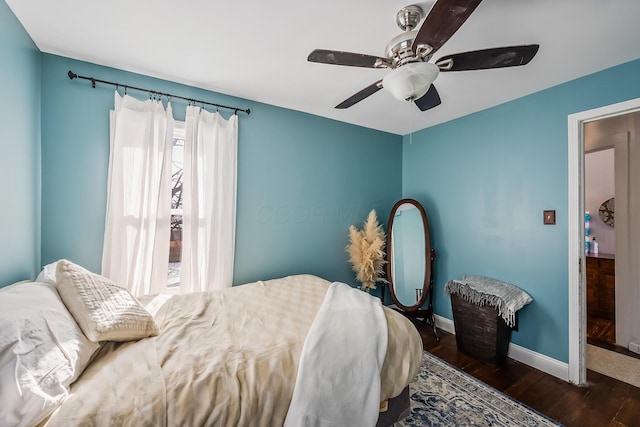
[450,293,512,365]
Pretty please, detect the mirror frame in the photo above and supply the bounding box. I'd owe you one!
[385,198,433,312]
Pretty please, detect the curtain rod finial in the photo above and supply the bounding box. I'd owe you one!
[68,70,77,80]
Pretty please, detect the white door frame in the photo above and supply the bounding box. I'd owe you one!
[567,97,640,385]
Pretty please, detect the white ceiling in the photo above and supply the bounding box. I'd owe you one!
[7,0,640,135]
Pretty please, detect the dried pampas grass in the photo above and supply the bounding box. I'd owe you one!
[346,209,387,292]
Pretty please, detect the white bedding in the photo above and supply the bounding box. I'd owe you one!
[0,282,100,427]
[284,281,388,427]
[39,274,423,426]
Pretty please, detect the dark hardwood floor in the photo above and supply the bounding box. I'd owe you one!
[587,314,616,344]
[587,314,640,360]
[414,321,640,427]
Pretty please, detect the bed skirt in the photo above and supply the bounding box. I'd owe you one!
[376,386,410,427]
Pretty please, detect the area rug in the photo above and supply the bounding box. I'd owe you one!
[395,351,562,426]
[587,344,640,388]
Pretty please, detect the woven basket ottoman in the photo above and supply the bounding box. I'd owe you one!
[450,293,512,365]
[446,276,532,366]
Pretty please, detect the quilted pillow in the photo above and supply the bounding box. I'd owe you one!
[0,281,100,427]
[55,260,159,342]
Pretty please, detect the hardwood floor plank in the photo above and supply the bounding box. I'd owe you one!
[614,384,640,427]
[501,368,547,402]
[587,314,616,344]
[538,380,590,424]
[520,374,581,417]
[555,370,630,426]
[477,362,533,392]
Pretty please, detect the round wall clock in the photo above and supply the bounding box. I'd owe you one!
[598,197,614,227]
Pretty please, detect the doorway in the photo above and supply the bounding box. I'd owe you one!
[567,98,640,386]
[584,146,615,347]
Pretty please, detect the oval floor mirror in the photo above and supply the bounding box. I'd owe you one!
[383,198,439,340]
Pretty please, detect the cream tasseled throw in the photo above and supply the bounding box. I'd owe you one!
[445,275,532,327]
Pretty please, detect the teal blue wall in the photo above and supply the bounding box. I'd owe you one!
[40,54,402,288]
[403,58,640,362]
[0,1,41,286]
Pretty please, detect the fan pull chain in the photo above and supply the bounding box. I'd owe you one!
[409,99,413,144]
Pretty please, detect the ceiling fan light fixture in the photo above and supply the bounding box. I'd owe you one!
[310,3,539,111]
[382,62,439,101]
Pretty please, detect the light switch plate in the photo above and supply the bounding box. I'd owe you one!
[543,210,556,225]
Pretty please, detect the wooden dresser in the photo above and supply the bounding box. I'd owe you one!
[586,253,615,321]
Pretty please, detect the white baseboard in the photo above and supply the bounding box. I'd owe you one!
[434,314,455,334]
[433,314,569,382]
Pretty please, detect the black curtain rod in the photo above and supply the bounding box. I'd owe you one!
[67,70,250,115]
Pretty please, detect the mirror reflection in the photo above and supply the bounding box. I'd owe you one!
[391,204,426,307]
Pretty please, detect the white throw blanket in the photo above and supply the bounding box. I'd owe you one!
[284,282,388,427]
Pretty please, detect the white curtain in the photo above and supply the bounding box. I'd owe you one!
[102,92,174,296]
[181,106,238,293]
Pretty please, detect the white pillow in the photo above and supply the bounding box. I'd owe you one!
[0,282,100,427]
[35,261,60,285]
[55,260,159,342]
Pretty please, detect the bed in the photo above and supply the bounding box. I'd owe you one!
[0,260,423,427]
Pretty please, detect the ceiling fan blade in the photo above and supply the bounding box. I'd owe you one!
[436,44,540,71]
[414,85,441,111]
[412,0,482,55]
[335,80,383,109]
[308,49,391,68]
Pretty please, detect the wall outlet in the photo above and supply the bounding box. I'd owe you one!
[629,341,640,354]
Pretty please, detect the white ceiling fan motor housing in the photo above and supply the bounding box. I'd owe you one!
[383,62,440,101]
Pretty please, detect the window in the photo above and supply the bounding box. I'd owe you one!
[168,123,185,287]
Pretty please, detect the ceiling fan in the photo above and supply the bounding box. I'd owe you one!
[307,0,539,111]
